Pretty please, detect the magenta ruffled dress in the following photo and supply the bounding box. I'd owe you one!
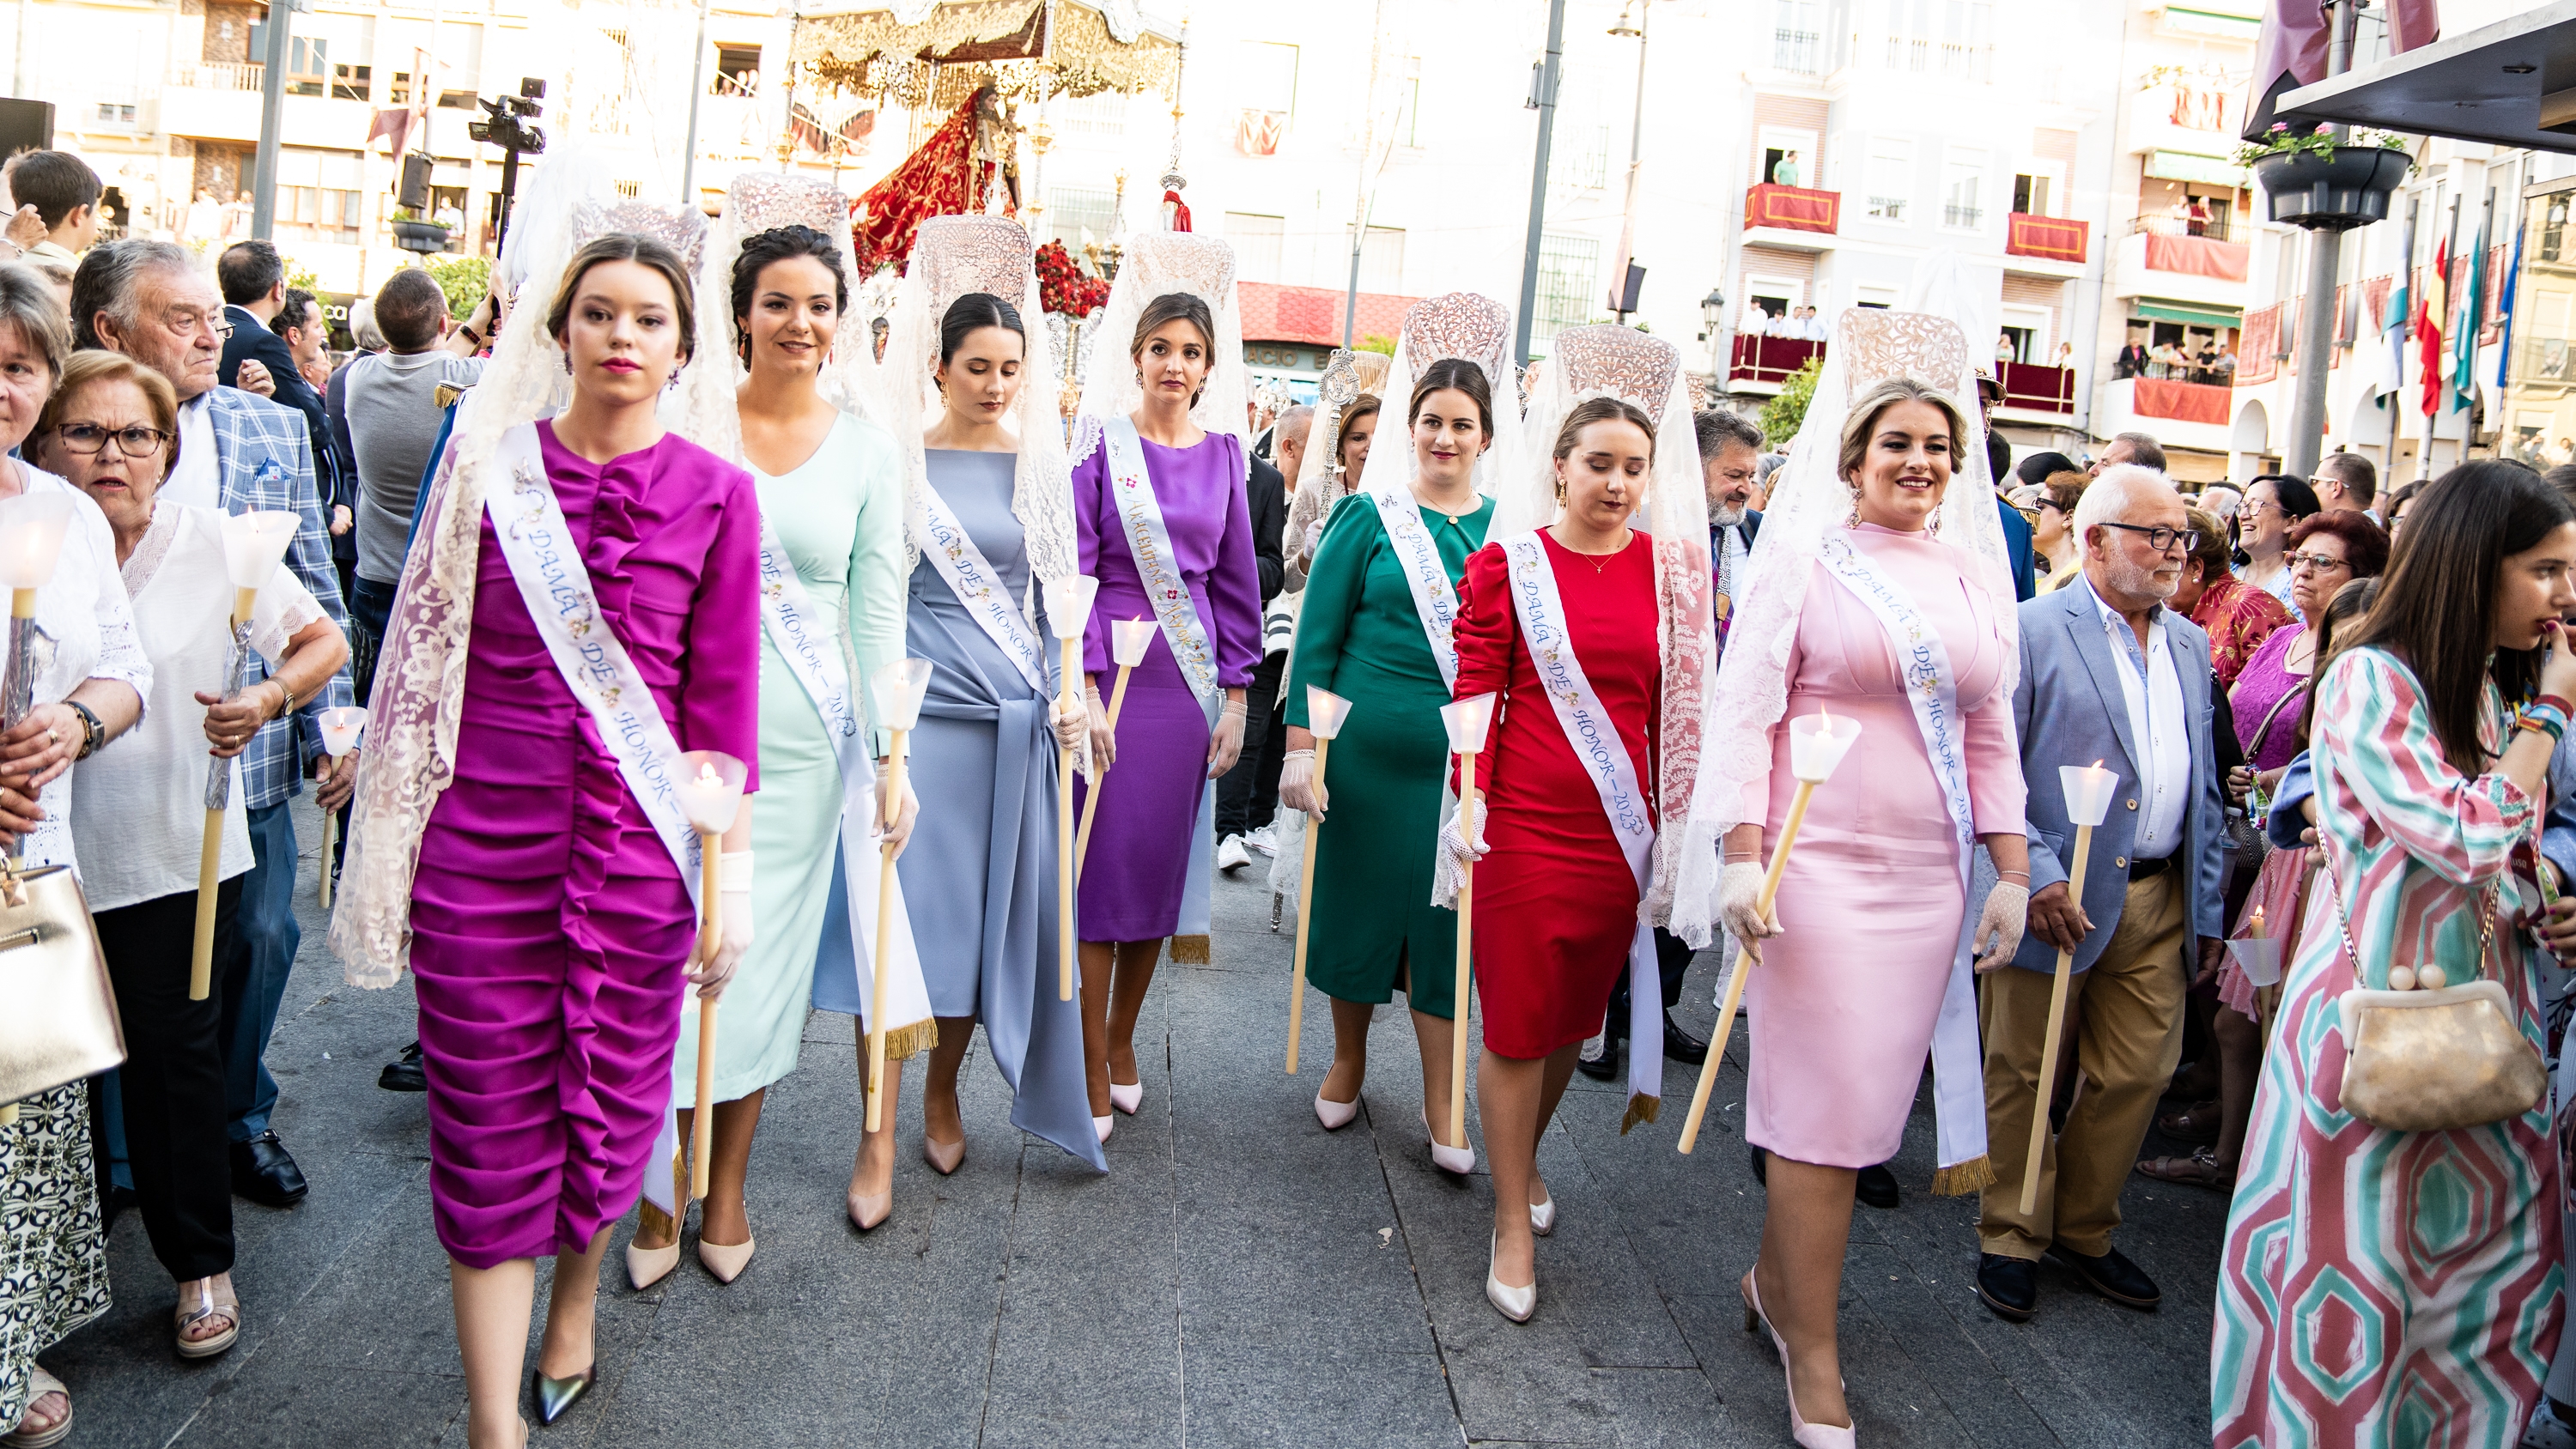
[409,424,760,1270]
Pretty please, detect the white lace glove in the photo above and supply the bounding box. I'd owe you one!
[1440,798,1491,866]
[1049,691,1089,754]
[1719,860,1778,962]
[873,763,921,859]
[1084,681,1117,771]
[1279,747,1327,819]
[1207,699,1247,779]
[1972,882,2030,973]
[1303,518,1326,561]
[691,851,754,999]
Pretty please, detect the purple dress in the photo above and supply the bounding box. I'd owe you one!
[410,424,761,1270]
[1071,427,1261,943]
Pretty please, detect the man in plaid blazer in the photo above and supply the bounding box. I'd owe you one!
[71,239,355,1208]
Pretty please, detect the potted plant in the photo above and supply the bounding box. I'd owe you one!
[2240,124,2413,231]
[389,206,451,254]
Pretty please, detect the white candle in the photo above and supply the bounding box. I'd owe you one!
[870,658,934,733]
[318,706,368,757]
[1042,576,1100,641]
[1440,693,1498,755]
[1110,617,1157,668]
[675,749,748,834]
[0,492,72,591]
[217,510,299,590]
[1788,708,1862,783]
[1305,686,1354,741]
[2059,760,2118,828]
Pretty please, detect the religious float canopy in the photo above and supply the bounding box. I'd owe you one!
[791,0,1182,112]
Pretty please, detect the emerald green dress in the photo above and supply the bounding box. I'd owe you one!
[1283,489,1495,1018]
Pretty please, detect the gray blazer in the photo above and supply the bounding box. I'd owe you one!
[2010,576,2228,973]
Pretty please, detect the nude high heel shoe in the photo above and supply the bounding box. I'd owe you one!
[1485,1233,1535,1323]
[923,1134,966,1175]
[1423,1109,1475,1175]
[625,1237,680,1290]
[1314,1091,1359,1130]
[697,1234,756,1283]
[1529,1192,1556,1236]
[1094,1114,1113,1144]
[1741,1270,1856,1449]
[1109,1080,1143,1114]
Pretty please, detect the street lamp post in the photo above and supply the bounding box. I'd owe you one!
[2282,0,2360,481]
[1701,287,1726,403]
[1513,0,1567,364]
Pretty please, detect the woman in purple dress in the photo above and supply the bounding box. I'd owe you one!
[333,226,761,1448]
[1071,244,1262,1143]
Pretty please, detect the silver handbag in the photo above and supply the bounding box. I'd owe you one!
[0,857,125,1109]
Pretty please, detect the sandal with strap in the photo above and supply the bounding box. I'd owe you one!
[173,1278,240,1360]
[2154,1099,2223,1144]
[2,1366,71,1448]
[2136,1148,2235,1191]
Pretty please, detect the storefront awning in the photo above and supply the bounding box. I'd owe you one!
[2135,300,2244,329]
[2279,0,2576,154]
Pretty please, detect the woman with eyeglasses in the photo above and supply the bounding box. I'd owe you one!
[34,348,346,1372]
[2231,474,2321,608]
[2030,470,2090,592]
[2231,511,2390,796]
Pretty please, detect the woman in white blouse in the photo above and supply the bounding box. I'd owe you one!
[0,272,149,1446]
[33,349,345,1367]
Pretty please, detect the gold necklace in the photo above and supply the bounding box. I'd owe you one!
[1553,526,1631,572]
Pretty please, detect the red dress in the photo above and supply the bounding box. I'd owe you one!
[1452,530,1661,1059]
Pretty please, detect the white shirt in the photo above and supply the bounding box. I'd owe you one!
[2087,580,2190,860]
[164,392,219,510]
[69,504,319,912]
[8,467,150,876]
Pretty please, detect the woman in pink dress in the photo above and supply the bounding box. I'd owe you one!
[1708,372,2029,1446]
[334,226,760,1449]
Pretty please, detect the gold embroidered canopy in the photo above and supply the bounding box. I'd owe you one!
[790,0,1182,108]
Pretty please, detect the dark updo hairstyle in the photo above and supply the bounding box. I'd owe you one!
[1406,357,1495,440]
[1550,396,1658,464]
[1131,292,1215,403]
[548,233,697,366]
[939,290,1025,365]
[729,224,848,362]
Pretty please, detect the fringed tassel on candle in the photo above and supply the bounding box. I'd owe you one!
[1169,934,1211,964]
[1931,1155,1996,1197]
[1618,1093,1660,1135]
[879,1016,941,1063]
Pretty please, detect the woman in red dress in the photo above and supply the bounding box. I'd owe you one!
[1447,396,1666,1323]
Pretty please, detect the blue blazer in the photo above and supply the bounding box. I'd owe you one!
[2010,576,2227,973]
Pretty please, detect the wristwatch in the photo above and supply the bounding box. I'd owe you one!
[67,700,103,760]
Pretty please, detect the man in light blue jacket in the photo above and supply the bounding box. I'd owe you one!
[1977,465,2227,1325]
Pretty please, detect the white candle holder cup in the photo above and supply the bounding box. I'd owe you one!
[2227,936,2284,989]
[1042,576,1101,641]
[218,510,300,591]
[1111,618,1157,669]
[0,492,74,593]
[871,658,935,733]
[1788,711,1862,783]
[318,706,368,758]
[675,749,749,835]
[1440,693,1498,755]
[2060,761,2118,828]
[1305,686,1354,741]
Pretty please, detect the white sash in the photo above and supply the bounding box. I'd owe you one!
[907,479,1049,695]
[755,517,933,1047]
[1500,531,1663,1125]
[1101,416,1219,940]
[1371,488,1467,690]
[1815,529,1988,1175]
[485,423,702,1217]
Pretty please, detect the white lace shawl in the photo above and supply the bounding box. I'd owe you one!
[1381,291,1532,503]
[1281,349,1391,590]
[1070,231,1249,479]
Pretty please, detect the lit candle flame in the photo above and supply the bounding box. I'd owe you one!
[2092,759,2105,770]
[1819,708,1833,737]
[696,762,720,787]
[2250,904,2266,937]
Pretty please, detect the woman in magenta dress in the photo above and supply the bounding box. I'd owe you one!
[333,227,760,1449]
[1070,239,1261,1143]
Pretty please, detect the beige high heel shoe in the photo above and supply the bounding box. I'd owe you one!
[924,1134,966,1175]
[697,1234,756,1283]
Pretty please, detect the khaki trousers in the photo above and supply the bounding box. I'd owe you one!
[1978,870,2187,1260]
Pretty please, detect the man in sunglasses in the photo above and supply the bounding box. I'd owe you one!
[1974,464,2227,1325]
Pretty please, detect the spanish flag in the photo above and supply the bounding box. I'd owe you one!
[2419,227,2448,418]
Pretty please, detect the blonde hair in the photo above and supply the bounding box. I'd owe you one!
[1835,376,1969,483]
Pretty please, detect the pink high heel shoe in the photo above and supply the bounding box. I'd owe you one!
[1741,1270,1856,1448]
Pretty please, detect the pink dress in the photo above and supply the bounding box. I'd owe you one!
[409,425,761,1270]
[1742,524,2024,1168]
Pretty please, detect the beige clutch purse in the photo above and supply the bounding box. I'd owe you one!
[0,860,125,1111]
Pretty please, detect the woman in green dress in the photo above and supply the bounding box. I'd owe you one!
[1279,356,1496,1165]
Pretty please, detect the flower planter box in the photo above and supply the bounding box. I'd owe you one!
[391,219,451,254]
[2253,147,2409,232]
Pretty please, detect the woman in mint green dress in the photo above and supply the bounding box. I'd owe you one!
[1279,358,1495,1153]
[630,215,921,1284]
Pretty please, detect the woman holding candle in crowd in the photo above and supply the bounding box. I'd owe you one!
[1674,310,2027,1445]
[2231,510,2390,795]
[855,214,1102,1182]
[0,272,148,1446]
[637,174,927,1269]
[2215,462,2576,1445]
[1279,352,1494,1149]
[333,215,761,1448]
[43,347,348,1363]
[1441,324,1715,1324]
[1069,233,1261,1141]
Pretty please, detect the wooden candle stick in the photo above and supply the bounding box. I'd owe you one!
[1449,748,1478,1151]
[1285,687,1352,1076]
[1042,579,1097,1003]
[2019,761,2117,1216]
[691,829,720,1198]
[866,724,913,1133]
[190,581,261,1002]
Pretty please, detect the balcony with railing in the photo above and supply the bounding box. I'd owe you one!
[1742,184,1839,251]
[1771,27,1822,75]
[2006,212,2091,268]
[170,62,264,91]
[1993,361,2078,416]
[1725,333,1823,394]
[2111,214,2251,303]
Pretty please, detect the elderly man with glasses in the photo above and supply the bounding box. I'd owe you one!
[1973,464,2227,1325]
[68,239,355,1212]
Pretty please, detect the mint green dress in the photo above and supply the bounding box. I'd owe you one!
[673,411,908,1104]
[1282,489,1493,1017]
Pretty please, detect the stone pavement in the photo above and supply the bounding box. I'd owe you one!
[49,800,2227,1446]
